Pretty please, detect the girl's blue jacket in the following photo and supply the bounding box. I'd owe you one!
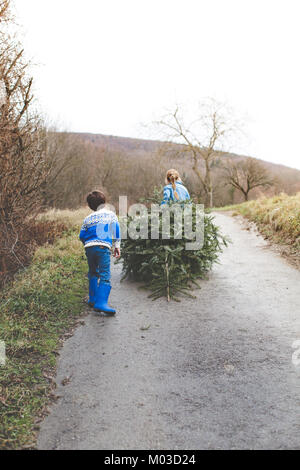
[161,181,190,205]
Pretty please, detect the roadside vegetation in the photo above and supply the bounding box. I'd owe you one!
[220,193,300,266]
[0,212,88,449]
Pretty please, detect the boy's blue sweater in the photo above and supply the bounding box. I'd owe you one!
[79,206,121,250]
[161,181,190,205]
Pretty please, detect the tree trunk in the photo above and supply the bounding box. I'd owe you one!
[204,158,213,208]
[209,190,213,208]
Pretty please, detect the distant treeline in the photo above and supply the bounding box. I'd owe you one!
[43,132,300,209]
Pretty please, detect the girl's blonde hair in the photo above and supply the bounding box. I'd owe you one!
[165,169,181,200]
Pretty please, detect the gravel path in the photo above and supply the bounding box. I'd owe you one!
[37,213,300,450]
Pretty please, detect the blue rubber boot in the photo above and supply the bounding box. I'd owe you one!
[94,282,116,315]
[88,277,98,307]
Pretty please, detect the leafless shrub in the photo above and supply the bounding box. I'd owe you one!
[0,0,51,283]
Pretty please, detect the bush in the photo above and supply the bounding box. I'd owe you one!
[0,0,52,286]
[0,220,67,287]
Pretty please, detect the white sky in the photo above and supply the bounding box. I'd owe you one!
[14,0,300,169]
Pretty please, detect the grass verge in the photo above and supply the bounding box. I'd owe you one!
[0,224,88,449]
[217,193,300,266]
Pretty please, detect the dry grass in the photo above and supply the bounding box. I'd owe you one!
[220,192,300,266]
[38,207,91,230]
[0,220,68,288]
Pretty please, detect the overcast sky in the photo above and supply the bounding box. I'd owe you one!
[14,0,300,169]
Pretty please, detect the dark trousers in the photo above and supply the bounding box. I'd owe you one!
[85,246,111,285]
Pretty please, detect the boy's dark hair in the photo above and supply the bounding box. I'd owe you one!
[87,190,106,211]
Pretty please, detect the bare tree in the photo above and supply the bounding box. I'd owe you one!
[0,0,9,20]
[223,157,274,201]
[155,99,240,207]
[43,132,96,208]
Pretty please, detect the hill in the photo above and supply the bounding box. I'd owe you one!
[45,131,300,209]
[74,132,163,155]
[75,132,300,173]
[74,132,300,194]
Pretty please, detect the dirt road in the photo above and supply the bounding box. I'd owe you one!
[37,213,300,450]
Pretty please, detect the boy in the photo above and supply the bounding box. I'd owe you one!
[79,190,121,315]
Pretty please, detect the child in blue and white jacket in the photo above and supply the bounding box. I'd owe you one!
[79,190,121,315]
[161,169,190,205]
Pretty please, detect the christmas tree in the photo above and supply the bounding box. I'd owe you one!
[119,189,228,301]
